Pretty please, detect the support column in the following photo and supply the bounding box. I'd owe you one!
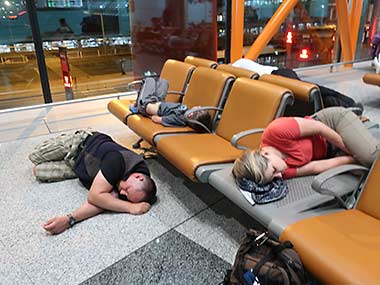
[349,0,363,57]
[230,0,244,62]
[245,0,298,60]
[336,0,353,62]
[26,0,52,103]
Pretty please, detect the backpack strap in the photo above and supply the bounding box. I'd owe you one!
[278,242,306,285]
[252,241,293,281]
[234,230,265,284]
[270,266,291,285]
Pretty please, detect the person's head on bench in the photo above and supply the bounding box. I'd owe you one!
[186,107,212,132]
[233,148,286,186]
[232,107,380,186]
[118,173,157,204]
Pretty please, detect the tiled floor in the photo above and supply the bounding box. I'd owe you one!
[1,61,379,284]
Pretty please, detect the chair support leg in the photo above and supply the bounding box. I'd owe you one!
[132,138,143,149]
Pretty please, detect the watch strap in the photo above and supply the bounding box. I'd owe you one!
[67,214,76,227]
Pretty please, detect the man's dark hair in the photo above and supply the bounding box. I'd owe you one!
[141,175,157,204]
[187,110,212,132]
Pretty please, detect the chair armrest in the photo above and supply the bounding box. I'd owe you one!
[166,90,185,99]
[312,164,369,209]
[127,80,143,90]
[167,91,184,95]
[127,74,160,90]
[184,106,223,133]
[231,128,265,150]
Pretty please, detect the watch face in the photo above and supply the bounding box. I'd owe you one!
[68,215,76,227]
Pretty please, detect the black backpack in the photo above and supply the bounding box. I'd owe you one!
[224,229,307,285]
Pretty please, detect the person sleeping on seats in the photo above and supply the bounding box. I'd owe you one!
[232,58,364,114]
[130,77,211,131]
[233,107,379,185]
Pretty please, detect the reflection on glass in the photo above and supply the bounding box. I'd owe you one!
[241,1,338,68]
[130,0,217,76]
[37,0,132,102]
[239,0,378,68]
[1,0,379,110]
[0,0,44,109]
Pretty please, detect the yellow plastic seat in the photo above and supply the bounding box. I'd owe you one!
[127,67,235,145]
[107,59,195,124]
[259,74,322,116]
[363,73,380,86]
[216,64,259,79]
[280,155,380,285]
[184,56,218,68]
[156,78,293,181]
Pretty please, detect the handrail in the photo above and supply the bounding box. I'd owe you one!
[294,58,372,72]
[0,91,136,115]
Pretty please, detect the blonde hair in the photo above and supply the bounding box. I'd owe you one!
[232,149,270,185]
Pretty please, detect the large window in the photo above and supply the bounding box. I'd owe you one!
[129,0,216,75]
[241,0,338,68]
[0,0,379,110]
[0,0,44,109]
[36,0,131,102]
[239,0,378,68]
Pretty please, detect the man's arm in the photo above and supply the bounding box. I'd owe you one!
[87,170,150,214]
[296,156,355,177]
[295,117,349,153]
[43,199,105,235]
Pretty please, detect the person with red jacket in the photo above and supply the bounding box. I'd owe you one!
[233,107,379,185]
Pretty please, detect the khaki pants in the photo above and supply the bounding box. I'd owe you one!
[29,129,93,182]
[314,107,379,167]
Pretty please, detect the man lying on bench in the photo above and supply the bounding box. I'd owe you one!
[233,107,379,186]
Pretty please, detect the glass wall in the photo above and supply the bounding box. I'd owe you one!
[0,0,44,109]
[365,0,380,60]
[129,0,216,75]
[0,0,379,110]
[241,0,338,68]
[0,0,216,109]
[36,0,132,102]
[239,0,378,68]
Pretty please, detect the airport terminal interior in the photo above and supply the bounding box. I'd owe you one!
[1,0,380,284]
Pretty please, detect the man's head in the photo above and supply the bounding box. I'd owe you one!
[118,173,157,204]
[186,108,211,132]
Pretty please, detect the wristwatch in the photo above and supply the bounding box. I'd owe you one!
[67,214,76,228]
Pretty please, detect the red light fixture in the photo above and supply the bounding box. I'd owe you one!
[64,75,72,88]
[299,48,309,59]
[286,31,292,44]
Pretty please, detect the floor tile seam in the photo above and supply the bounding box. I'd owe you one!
[43,118,52,133]
[0,122,47,133]
[0,239,35,285]
[79,196,227,284]
[44,111,112,123]
[77,228,180,285]
[169,196,227,231]
[0,127,74,143]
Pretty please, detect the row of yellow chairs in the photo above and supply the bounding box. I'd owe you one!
[108,57,380,284]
